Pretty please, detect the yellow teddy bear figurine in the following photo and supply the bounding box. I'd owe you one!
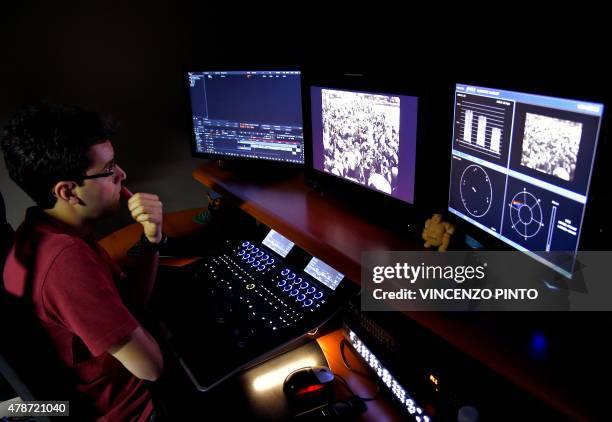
[422,213,455,252]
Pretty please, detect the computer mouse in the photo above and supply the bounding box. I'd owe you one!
[283,366,335,402]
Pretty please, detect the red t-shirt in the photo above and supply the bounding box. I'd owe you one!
[3,208,154,421]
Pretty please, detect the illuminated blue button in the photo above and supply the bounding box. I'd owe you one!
[238,250,245,256]
[283,285,292,292]
[314,292,323,299]
[252,261,261,267]
[299,282,309,289]
[307,287,316,294]
[297,294,306,301]
[257,265,266,271]
[246,244,254,250]
[242,241,250,247]
[304,299,313,307]
[263,255,269,261]
[289,289,299,297]
[267,258,275,265]
[247,258,255,264]
[252,248,259,254]
[277,280,287,287]
[287,273,296,280]
[256,251,264,258]
[281,268,290,276]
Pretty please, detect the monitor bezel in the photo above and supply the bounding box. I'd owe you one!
[444,79,609,276]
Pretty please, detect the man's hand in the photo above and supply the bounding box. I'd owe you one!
[127,193,163,243]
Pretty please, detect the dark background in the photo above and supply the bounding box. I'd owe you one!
[1,3,609,239]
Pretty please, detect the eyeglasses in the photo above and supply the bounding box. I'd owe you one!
[81,161,116,180]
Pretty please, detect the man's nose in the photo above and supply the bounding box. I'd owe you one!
[116,164,127,182]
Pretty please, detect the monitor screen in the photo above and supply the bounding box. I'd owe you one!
[187,70,304,163]
[448,83,604,277]
[310,87,418,204]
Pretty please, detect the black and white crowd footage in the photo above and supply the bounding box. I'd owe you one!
[520,113,582,182]
[322,89,401,195]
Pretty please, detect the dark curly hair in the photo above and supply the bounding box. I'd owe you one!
[1,104,115,209]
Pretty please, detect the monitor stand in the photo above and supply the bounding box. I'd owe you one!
[217,159,231,170]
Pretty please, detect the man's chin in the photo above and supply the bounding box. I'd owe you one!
[101,200,122,217]
[112,199,122,213]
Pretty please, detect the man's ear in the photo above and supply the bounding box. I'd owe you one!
[52,181,80,205]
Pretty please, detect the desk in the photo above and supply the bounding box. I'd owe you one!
[192,161,590,420]
[100,207,405,420]
[99,207,205,267]
[316,331,404,422]
[193,164,415,284]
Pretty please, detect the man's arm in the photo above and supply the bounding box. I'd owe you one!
[108,326,164,381]
[124,191,163,308]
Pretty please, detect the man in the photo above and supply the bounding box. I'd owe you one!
[1,104,164,421]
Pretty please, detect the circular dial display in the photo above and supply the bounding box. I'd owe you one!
[460,165,492,218]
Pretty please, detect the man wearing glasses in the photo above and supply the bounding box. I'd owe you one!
[1,104,164,421]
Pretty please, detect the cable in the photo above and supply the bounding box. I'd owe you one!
[337,339,381,401]
[340,339,375,379]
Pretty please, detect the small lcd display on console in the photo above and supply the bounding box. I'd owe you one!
[304,257,344,291]
[262,229,295,258]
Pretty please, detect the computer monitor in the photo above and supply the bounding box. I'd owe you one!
[448,83,604,277]
[187,70,304,164]
[310,86,418,204]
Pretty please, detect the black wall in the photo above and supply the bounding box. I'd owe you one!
[1,3,610,239]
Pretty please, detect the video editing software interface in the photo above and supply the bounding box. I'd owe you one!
[188,70,304,163]
[448,84,604,277]
[310,87,418,204]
